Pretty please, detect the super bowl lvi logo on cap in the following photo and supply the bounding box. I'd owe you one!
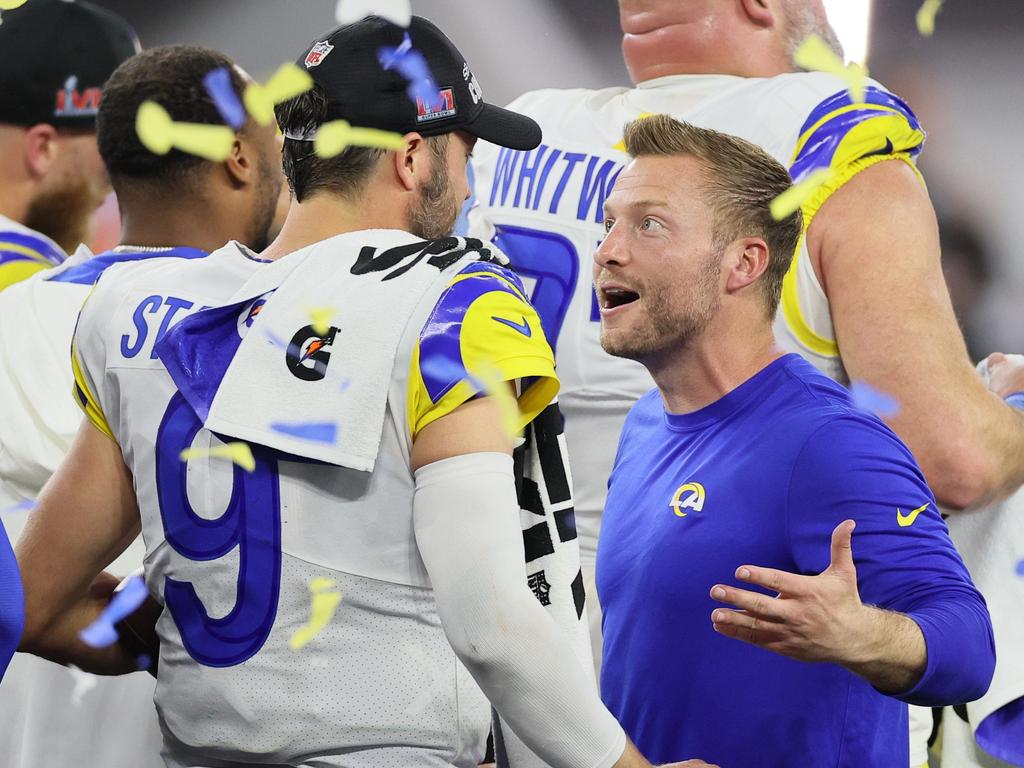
[416,89,455,123]
[305,41,335,68]
[55,75,101,118]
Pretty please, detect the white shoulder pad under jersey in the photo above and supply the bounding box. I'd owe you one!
[72,232,558,765]
[470,73,926,557]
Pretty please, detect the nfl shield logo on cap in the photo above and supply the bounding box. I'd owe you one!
[305,41,335,68]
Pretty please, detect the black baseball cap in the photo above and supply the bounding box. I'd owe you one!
[294,15,541,151]
[0,0,139,128]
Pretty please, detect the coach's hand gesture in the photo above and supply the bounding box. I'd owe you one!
[708,520,928,693]
[708,519,861,663]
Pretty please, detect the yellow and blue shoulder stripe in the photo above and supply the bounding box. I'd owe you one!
[0,230,66,291]
[408,262,558,437]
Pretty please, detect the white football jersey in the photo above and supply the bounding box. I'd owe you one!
[72,232,558,766]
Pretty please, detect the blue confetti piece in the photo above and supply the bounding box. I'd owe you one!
[849,380,901,419]
[203,66,246,130]
[269,421,339,444]
[1016,559,1024,577]
[337,377,352,393]
[263,328,303,359]
[1,499,35,514]
[78,575,149,649]
[136,653,153,671]
[377,34,442,110]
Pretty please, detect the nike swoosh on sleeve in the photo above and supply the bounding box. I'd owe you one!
[491,315,532,338]
[896,502,929,527]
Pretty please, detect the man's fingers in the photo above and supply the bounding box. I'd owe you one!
[710,584,791,622]
[829,519,856,572]
[711,612,785,646]
[734,564,806,596]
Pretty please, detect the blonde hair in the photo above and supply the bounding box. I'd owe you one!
[623,114,802,314]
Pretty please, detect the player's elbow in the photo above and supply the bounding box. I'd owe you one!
[437,587,537,674]
[924,443,1002,512]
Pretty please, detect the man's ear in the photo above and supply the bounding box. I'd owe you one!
[739,0,779,29]
[223,136,253,188]
[725,237,771,294]
[23,124,59,180]
[392,132,425,193]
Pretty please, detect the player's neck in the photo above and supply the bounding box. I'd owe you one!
[118,205,239,254]
[648,318,783,415]
[261,193,404,262]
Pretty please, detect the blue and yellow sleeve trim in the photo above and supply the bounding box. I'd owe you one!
[780,86,927,358]
[70,339,115,441]
[0,231,65,291]
[407,263,559,438]
[69,288,115,442]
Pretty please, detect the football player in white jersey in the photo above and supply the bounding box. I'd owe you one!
[0,45,283,768]
[15,16,714,768]
[0,0,139,292]
[469,0,1024,763]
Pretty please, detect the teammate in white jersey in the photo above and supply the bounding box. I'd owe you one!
[0,0,139,291]
[0,45,283,768]
[15,16,713,768]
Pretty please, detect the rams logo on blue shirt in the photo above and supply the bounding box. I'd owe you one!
[669,482,705,517]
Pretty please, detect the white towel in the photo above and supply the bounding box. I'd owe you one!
[162,230,505,470]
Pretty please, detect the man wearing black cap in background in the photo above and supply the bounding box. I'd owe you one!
[16,15,714,768]
[0,43,283,768]
[0,0,138,291]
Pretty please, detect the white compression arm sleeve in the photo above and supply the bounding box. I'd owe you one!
[413,452,627,768]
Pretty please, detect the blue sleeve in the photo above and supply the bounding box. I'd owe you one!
[0,523,24,679]
[786,414,995,706]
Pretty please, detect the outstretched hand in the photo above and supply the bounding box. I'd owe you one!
[709,520,865,664]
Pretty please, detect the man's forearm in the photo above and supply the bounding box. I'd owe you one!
[842,605,926,694]
[841,597,994,707]
[20,572,144,675]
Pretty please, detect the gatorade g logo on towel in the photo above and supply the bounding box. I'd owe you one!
[286,324,339,381]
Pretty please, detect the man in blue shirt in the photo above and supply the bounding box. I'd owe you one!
[594,114,995,767]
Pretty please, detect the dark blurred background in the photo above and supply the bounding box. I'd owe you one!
[87,0,1024,357]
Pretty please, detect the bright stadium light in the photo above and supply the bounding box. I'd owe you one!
[823,0,873,65]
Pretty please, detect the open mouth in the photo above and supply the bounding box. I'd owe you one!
[601,287,640,309]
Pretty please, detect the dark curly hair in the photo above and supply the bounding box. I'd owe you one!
[97,45,247,187]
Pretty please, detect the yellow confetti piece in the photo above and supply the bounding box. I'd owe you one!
[179,442,256,473]
[770,168,832,221]
[793,34,869,103]
[613,112,655,152]
[136,101,235,162]
[289,577,343,650]
[474,364,521,441]
[313,119,408,159]
[306,306,335,336]
[0,0,28,9]
[916,0,944,37]
[244,62,314,126]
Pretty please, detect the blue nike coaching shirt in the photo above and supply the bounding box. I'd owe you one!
[598,354,994,768]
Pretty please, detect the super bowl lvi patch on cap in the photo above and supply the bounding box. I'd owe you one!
[0,0,139,128]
